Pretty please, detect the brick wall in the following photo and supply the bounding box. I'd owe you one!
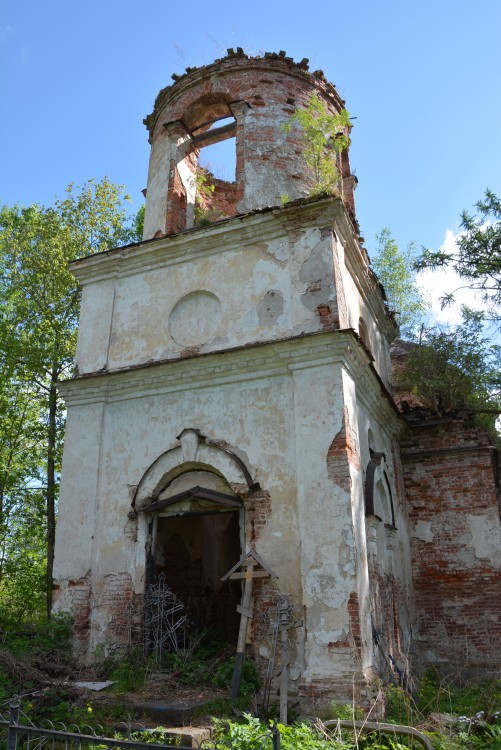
[145,52,356,237]
[195,170,239,223]
[402,419,501,677]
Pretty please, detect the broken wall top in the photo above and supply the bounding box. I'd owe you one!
[142,50,357,239]
[144,50,346,137]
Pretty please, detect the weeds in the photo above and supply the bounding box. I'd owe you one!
[0,611,73,662]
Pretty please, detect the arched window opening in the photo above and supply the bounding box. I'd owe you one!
[192,115,238,226]
[375,479,390,527]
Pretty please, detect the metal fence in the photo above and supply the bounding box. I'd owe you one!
[0,698,280,750]
[0,697,435,750]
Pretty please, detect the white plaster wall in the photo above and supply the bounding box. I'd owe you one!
[143,129,171,239]
[58,198,404,688]
[73,213,341,376]
[335,234,394,386]
[354,391,415,663]
[75,278,116,374]
[292,364,360,679]
[53,401,106,581]
[55,334,379,675]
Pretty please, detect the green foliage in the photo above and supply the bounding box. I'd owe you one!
[92,645,147,692]
[211,713,347,749]
[0,610,73,661]
[384,673,501,750]
[212,655,260,696]
[91,638,259,704]
[194,169,216,225]
[0,178,134,617]
[385,685,415,726]
[282,93,351,197]
[158,641,260,697]
[416,189,501,325]
[126,728,182,746]
[372,228,428,337]
[416,671,501,720]
[0,612,73,706]
[396,311,501,437]
[110,647,148,693]
[331,702,365,721]
[132,202,145,241]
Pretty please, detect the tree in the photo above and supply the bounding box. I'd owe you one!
[371,228,428,338]
[132,202,145,240]
[0,178,135,617]
[395,310,501,440]
[415,189,501,324]
[0,377,47,619]
[282,93,351,196]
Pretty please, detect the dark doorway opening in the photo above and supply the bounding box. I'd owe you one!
[153,510,241,642]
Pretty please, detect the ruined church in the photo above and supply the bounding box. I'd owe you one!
[53,51,501,709]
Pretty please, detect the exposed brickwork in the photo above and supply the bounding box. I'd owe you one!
[317,303,338,330]
[298,675,370,715]
[145,53,356,237]
[367,562,405,682]
[195,169,239,223]
[52,573,92,651]
[103,572,133,642]
[347,591,363,659]
[327,407,361,492]
[401,419,501,677]
[245,489,272,544]
[249,581,284,670]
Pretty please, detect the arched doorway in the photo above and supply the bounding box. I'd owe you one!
[133,429,260,646]
[144,472,243,642]
[153,510,240,638]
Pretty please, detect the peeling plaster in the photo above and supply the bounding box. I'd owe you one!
[412,520,434,542]
[255,290,284,325]
[466,514,501,564]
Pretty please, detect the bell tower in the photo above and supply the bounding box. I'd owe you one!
[142,49,357,238]
[53,51,413,713]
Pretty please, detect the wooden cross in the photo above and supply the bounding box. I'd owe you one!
[221,549,278,699]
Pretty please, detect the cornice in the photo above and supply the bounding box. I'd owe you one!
[334,211,398,340]
[70,198,345,286]
[59,328,403,434]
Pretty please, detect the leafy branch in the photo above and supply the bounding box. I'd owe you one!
[415,189,501,324]
[282,93,351,197]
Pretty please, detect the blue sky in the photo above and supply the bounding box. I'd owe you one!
[1,0,500,263]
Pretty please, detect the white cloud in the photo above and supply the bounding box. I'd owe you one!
[417,229,489,327]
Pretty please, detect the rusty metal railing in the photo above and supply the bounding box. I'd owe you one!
[0,697,279,750]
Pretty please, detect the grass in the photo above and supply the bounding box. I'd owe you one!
[1,620,500,750]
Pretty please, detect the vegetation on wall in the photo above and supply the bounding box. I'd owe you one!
[194,168,216,225]
[282,93,351,197]
[372,216,501,438]
[395,312,501,439]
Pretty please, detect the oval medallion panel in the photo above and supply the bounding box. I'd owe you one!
[168,291,222,347]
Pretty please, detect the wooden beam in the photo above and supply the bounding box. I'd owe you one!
[192,121,236,149]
